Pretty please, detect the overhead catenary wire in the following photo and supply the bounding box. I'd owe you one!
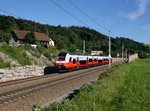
[49,0,90,27]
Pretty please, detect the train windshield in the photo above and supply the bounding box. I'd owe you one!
[57,53,67,61]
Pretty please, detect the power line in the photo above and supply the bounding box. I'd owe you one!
[0,8,21,18]
[68,0,116,38]
[49,0,90,27]
[68,0,109,32]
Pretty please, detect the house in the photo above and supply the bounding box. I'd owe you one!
[49,38,54,46]
[9,30,54,46]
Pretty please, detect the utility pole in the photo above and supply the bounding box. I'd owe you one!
[83,40,85,54]
[108,30,111,67]
[125,49,127,59]
[46,26,49,35]
[122,45,124,61]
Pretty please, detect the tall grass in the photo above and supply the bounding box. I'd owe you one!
[37,60,150,111]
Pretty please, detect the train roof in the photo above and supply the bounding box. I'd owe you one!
[58,52,111,58]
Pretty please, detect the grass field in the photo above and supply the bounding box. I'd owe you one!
[33,59,150,111]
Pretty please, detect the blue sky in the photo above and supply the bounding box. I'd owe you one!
[0,0,150,44]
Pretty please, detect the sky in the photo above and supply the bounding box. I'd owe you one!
[0,0,150,44]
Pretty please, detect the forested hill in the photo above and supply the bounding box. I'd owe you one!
[0,15,149,58]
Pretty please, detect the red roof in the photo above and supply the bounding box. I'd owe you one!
[12,30,49,42]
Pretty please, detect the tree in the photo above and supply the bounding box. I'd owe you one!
[0,15,150,55]
[68,44,76,52]
[0,33,11,44]
[24,32,36,44]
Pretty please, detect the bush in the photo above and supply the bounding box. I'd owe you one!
[0,45,31,65]
[36,45,58,61]
[0,45,58,67]
[80,83,93,92]
[32,104,43,111]
[138,52,148,59]
[0,57,10,68]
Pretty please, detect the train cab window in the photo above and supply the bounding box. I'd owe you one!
[73,59,76,64]
[69,57,72,62]
[58,53,67,61]
[89,59,92,62]
[58,56,65,61]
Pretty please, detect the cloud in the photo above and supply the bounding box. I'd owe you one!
[126,0,149,21]
[142,25,150,30]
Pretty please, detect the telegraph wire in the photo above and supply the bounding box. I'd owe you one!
[0,1,114,37]
[0,8,21,19]
[68,0,117,38]
[49,0,90,27]
[68,0,109,32]
[67,0,114,58]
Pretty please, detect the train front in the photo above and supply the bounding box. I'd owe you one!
[55,52,68,70]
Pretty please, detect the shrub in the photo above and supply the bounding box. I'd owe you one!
[0,57,10,68]
[0,45,31,65]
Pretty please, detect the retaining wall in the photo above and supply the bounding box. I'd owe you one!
[0,65,44,82]
[129,53,139,63]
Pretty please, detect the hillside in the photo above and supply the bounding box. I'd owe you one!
[0,45,58,68]
[0,15,150,59]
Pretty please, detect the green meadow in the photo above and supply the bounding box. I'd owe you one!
[34,59,150,111]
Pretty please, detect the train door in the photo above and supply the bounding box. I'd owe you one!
[77,57,79,69]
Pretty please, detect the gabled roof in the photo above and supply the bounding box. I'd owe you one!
[12,30,50,42]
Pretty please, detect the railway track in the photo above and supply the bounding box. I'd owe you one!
[0,62,122,108]
[0,65,103,87]
[0,69,101,104]
[0,61,121,87]
[0,73,58,87]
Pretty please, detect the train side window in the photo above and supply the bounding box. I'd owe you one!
[80,60,86,65]
[89,59,92,62]
[69,57,72,62]
[98,60,102,62]
[94,59,97,62]
[73,59,76,64]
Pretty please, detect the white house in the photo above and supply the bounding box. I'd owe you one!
[49,38,54,46]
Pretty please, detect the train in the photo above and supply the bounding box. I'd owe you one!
[55,52,112,70]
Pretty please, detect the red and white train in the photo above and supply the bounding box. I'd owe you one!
[55,52,112,70]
